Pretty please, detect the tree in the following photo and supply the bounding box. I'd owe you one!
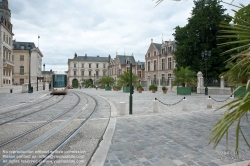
[173,0,232,79]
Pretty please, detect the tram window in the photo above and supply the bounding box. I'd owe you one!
[53,75,67,87]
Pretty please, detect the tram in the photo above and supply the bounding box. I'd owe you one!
[51,72,68,94]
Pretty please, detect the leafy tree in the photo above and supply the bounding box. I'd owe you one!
[173,0,232,79]
[117,71,138,87]
[82,79,91,87]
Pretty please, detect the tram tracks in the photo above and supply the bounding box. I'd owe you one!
[0,91,111,166]
[0,95,65,126]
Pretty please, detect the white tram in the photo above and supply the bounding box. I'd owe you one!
[51,72,68,95]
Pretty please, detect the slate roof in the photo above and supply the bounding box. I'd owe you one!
[117,55,136,65]
[42,71,53,74]
[153,43,162,53]
[68,56,109,62]
[12,40,36,50]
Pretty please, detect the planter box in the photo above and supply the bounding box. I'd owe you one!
[177,87,191,95]
[123,86,130,93]
[105,86,112,91]
[234,86,250,97]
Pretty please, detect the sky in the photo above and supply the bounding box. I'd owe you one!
[9,0,249,72]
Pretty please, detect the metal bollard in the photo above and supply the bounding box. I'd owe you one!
[119,102,126,115]
[207,96,212,108]
[153,99,158,113]
[10,89,12,93]
[182,97,187,111]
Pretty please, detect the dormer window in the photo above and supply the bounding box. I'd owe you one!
[148,52,150,57]
[20,46,24,50]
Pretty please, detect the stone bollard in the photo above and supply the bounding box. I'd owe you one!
[153,99,158,113]
[182,97,187,111]
[207,96,212,108]
[119,102,126,115]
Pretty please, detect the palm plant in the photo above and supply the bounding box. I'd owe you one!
[98,76,115,87]
[82,79,91,87]
[117,71,138,87]
[172,66,197,87]
[209,4,250,156]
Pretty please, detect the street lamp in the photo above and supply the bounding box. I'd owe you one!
[201,50,211,95]
[28,43,33,93]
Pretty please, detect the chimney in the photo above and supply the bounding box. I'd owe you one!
[151,38,153,43]
[85,54,87,58]
[74,52,77,58]
[108,54,111,63]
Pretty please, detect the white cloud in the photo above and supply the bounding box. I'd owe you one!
[10,0,249,71]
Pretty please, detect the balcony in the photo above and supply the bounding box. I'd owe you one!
[3,59,14,68]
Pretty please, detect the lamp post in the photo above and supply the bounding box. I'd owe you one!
[201,50,211,95]
[129,61,133,114]
[94,74,95,87]
[28,43,33,93]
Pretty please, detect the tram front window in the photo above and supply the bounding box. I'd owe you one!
[53,75,67,88]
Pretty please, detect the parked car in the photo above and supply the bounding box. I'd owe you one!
[68,85,73,89]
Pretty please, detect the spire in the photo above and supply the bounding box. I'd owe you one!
[162,34,164,44]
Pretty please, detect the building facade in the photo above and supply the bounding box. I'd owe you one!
[0,0,14,86]
[12,41,43,85]
[67,53,109,86]
[145,39,176,86]
[108,53,138,83]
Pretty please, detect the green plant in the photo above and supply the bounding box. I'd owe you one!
[172,66,197,87]
[117,71,138,87]
[162,86,168,91]
[149,84,158,91]
[82,79,91,87]
[136,84,143,90]
[98,76,115,87]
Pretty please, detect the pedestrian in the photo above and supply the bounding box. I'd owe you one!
[96,85,98,90]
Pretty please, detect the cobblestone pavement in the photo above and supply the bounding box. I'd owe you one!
[1,88,249,166]
[81,89,250,166]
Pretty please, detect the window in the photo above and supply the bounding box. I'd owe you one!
[20,46,24,50]
[89,71,91,76]
[89,63,91,68]
[20,55,24,61]
[74,63,76,68]
[148,61,150,71]
[168,57,172,69]
[168,73,172,80]
[96,64,99,68]
[162,49,164,54]
[81,71,84,76]
[74,71,76,76]
[138,71,142,78]
[20,79,24,85]
[154,61,157,71]
[148,52,150,57]
[20,66,24,75]
[127,67,130,72]
[103,64,106,68]
[154,51,156,56]
[3,32,5,42]
[96,71,99,78]
[162,59,165,70]
[103,70,106,76]
[81,64,84,68]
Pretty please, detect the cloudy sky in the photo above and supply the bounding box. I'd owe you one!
[9,0,248,72]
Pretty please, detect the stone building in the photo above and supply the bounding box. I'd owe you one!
[12,41,43,85]
[67,53,109,86]
[0,0,14,86]
[145,39,176,87]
